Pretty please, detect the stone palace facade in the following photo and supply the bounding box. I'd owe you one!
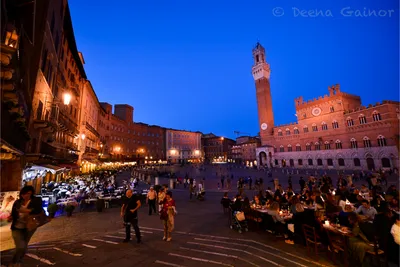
[253,43,399,171]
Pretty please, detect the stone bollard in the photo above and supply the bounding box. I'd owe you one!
[169,179,174,189]
[155,177,159,185]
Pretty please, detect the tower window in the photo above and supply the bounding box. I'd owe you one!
[256,55,259,63]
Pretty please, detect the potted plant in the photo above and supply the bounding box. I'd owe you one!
[47,203,59,218]
[65,205,75,217]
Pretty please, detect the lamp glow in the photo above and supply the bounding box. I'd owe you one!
[63,93,72,105]
[81,134,86,140]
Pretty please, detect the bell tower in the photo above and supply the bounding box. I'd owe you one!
[252,42,274,143]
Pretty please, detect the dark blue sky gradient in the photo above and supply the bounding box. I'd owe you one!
[69,0,399,139]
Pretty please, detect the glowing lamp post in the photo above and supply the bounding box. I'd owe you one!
[63,93,72,105]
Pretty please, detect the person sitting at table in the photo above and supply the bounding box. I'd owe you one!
[253,195,264,209]
[360,184,369,194]
[389,197,399,213]
[338,204,354,227]
[220,192,231,214]
[268,202,293,243]
[293,203,316,244]
[347,212,374,267]
[231,194,242,212]
[356,199,377,222]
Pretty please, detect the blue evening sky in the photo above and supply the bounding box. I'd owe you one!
[69,0,399,139]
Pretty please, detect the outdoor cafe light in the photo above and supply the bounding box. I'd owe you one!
[81,134,86,140]
[63,93,72,105]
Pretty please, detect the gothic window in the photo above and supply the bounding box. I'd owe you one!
[321,122,328,131]
[332,121,339,129]
[347,118,354,126]
[377,135,387,147]
[314,142,321,150]
[296,144,301,151]
[287,144,292,152]
[286,128,291,135]
[324,141,331,150]
[279,145,284,152]
[312,123,318,132]
[305,143,311,151]
[372,111,382,121]
[327,159,333,166]
[359,114,367,124]
[338,158,345,166]
[274,146,277,153]
[298,159,303,165]
[363,136,371,148]
[335,140,342,149]
[317,159,323,166]
[354,158,361,166]
[294,128,299,134]
[308,159,313,166]
[381,158,391,168]
[303,126,309,133]
[278,129,283,136]
[350,138,358,149]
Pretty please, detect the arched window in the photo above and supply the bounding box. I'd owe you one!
[353,158,361,166]
[381,158,391,168]
[332,120,339,129]
[317,159,323,166]
[377,135,387,147]
[330,106,335,112]
[298,159,303,165]
[294,127,299,134]
[287,144,292,152]
[324,141,331,150]
[335,140,342,149]
[305,143,311,151]
[327,159,333,166]
[286,128,291,136]
[274,146,277,153]
[372,111,382,121]
[279,145,284,152]
[308,159,313,166]
[363,136,371,148]
[321,122,328,131]
[296,144,301,151]
[350,138,358,149]
[312,123,318,132]
[278,129,283,136]
[359,114,367,124]
[347,117,354,126]
[314,142,321,150]
[303,125,309,133]
[338,158,345,166]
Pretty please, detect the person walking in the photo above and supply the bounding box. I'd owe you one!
[146,186,157,215]
[160,191,176,242]
[8,186,43,266]
[121,190,141,243]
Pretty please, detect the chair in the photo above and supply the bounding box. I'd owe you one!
[302,224,324,261]
[326,229,348,267]
[366,236,385,267]
[264,214,276,234]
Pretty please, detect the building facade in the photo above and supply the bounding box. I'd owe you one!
[202,134,235,163]
[229,136,261,166]
[166,130,202,163]
[98,103,166,163]
[253,42,400,171]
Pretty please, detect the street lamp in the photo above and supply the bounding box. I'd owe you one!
[4,25,19,48]
[63,93,72,105]
[81,134,86,140]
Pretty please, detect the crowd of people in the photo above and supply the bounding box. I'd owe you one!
[221,171,400,266]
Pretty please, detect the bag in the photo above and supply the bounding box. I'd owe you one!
[235,211,245,221]
[26,210,49,231]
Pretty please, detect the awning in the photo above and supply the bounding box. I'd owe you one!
[24,164,66,174]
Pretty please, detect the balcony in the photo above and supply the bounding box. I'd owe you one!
[40,141,78,161]
[86,122,100,137]
[58,108,79,136]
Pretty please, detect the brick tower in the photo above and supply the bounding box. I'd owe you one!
[252,42,274,144]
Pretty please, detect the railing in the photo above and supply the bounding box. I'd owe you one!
[86,122,100,137]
